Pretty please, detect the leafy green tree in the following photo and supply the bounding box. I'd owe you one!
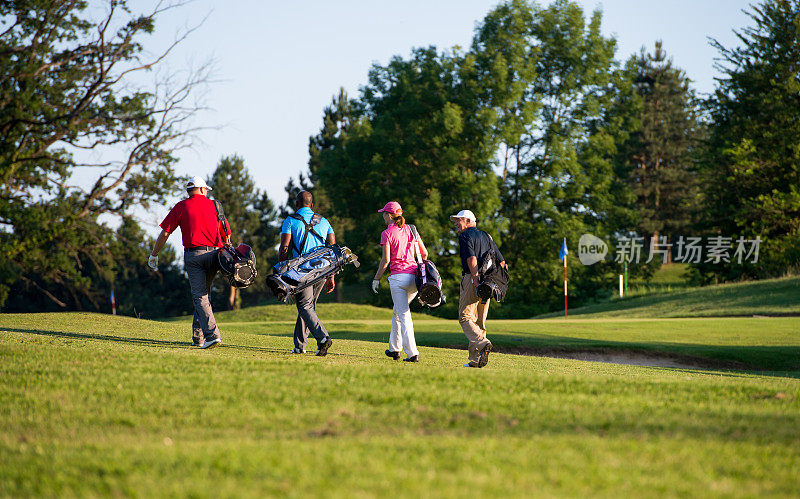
[108,218,191,318]
[3,217,190,317]
[207,155,280,309]
[294,0,645,314]
[473,0,637,313]
[0,0,208,309]
[698,0,800,281]
[292,90,359,302]
[302,88,356,219]
[620,41,702,252]
[305,47,502,305]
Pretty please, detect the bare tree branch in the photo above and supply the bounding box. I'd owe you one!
[1,0,215,309]
[20,275,67,308]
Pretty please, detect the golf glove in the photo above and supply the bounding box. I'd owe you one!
[371,279,380,294]
[148,254,158,270]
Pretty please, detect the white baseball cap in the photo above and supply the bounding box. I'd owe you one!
[449,209,476,222]
[186,176,211,190]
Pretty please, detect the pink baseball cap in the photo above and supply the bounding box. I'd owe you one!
[378,201,402,214]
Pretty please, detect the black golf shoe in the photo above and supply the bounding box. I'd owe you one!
[316,338,333,356]
[477,342,492,368]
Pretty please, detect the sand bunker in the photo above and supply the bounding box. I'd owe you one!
[526,350,699,369]
[494,347,745,370]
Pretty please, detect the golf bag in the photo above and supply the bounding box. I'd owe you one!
[212,200,258,289]
[266,244,360,303]
[217,243,258,289]
[409,225,446,308]
[476,233,509,303]
[415,259,446,308]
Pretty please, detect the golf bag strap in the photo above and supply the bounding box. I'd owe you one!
[289,213,324,257]
[479,230,498,276]
[408,224,423,264]
[213,200,231,239]
[486,232,505,270]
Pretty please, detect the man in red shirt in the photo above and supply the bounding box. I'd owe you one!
[148,176,231,349]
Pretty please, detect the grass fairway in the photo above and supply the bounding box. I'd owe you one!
[2,310,800,497]
[537,276,800,318]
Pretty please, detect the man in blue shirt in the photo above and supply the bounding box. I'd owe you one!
[279,191,335,356]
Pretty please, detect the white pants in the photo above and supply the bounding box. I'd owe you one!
[388,273,419,358]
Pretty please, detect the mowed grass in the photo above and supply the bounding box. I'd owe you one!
[537,275,800,318]
[2,311,800,497]
[171,302,400,324]
[188,304,800,371]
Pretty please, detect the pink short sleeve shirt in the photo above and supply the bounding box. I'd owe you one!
[380,224,418,275]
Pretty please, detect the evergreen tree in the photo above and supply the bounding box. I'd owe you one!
[2,217,191,318]
[621,41,702,253]
[281,89,354,223]
[207,155,280,309]
[108,218,192,318]
[699,0,800,281]
[248,190,281,302]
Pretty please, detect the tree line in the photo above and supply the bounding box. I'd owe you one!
[2,0,798,317]
[290,0,799,316]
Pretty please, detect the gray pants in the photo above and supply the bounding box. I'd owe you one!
[184,248,221,344]
[294,280,328,351]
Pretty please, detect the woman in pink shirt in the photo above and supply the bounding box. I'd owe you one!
[371,201,428,362]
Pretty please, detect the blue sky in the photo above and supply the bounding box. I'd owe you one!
[130,0,753,230]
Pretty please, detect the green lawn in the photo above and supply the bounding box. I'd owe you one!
[538,275,800,318]
[181,302,400,323]
[648,262,691,284]
[179,306,800,371]
[623,262,693,296]
[2,311,799,496]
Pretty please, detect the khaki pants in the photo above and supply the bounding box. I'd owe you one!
[459,274,491,363]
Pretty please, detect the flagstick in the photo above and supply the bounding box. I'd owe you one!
[563,256,567,319]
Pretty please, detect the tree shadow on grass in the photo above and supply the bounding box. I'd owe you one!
[3,328,286,355]
[487,333,800,375]
[9,326,799,379]
[489,339,800,379]
[299,328,800,379]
